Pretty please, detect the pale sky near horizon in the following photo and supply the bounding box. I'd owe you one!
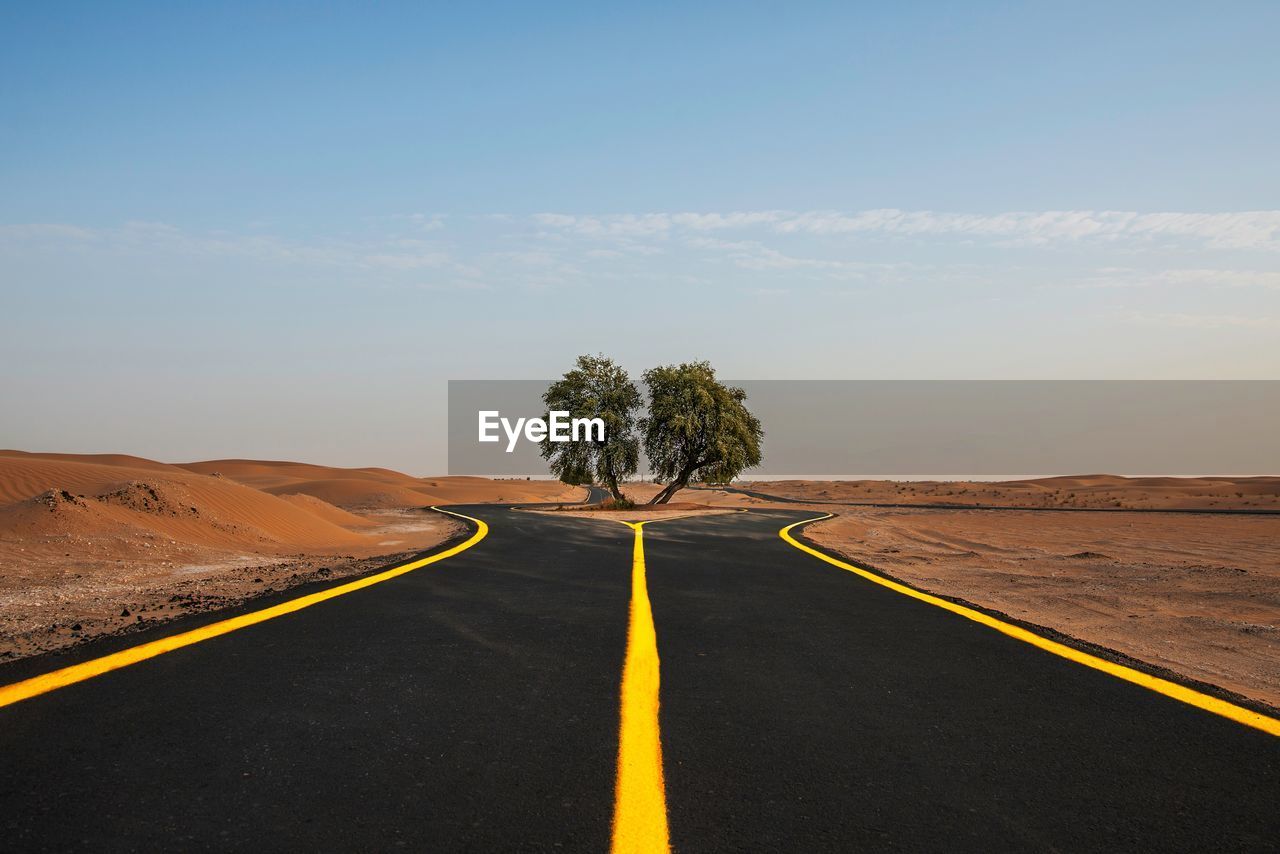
[2,2,1278,473]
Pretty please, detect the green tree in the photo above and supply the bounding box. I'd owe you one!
[540,354,641,502]
[641,361,763,504]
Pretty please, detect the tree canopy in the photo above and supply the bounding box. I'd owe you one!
[640,361,763,504]
[540,354,641,501]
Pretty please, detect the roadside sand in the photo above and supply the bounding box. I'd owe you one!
[742,475,1280,512]
[523,481,745,522]
[804,508,1280,710]
[0,451,583,661]
[527,506,738,523]
[621,482,761,508]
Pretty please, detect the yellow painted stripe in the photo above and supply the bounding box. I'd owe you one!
[781,514,1280,738]
[0,507,489,710]
[611,521,671,854]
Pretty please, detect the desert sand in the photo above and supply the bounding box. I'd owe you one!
[740,475,1280,512]
[0,450,583,660]
[529,504,739,523]
[720,478,1279,710]
[620,481,760,507]
[531,480,753,521]
[178,458,590,508]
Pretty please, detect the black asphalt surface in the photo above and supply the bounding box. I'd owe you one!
[1,504,1277,851]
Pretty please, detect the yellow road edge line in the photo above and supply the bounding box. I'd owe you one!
[0,506,489,710]
[611,520,671,854]
[780,514,1280,739]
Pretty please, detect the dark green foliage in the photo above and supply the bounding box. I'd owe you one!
[640,361,763,504]
[540,354,641,502]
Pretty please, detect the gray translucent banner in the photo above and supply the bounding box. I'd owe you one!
[448,380,1279,477]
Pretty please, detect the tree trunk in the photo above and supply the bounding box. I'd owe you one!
[647,463,698,505]
[648,481,679,505]
[602,460,624,503]
[655,484,681,504]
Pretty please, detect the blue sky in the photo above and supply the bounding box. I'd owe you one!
[2,2,1278,471]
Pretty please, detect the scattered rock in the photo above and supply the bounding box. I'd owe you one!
[98,481,198,517]
[33,489,88,511]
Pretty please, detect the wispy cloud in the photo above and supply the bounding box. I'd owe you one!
[685,236,898,279]
[362,250,451,270]
[533,208,1280,250]
[3,212,1278,300]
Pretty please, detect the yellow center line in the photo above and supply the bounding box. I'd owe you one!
[611,520,671,854]
[0,506,489,710]
[780,513,1280,739]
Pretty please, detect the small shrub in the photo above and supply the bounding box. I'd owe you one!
[603,497,636,510]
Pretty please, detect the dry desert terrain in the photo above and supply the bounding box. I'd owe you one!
[0,450,582,660]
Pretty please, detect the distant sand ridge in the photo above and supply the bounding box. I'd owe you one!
[740,475,1280,512]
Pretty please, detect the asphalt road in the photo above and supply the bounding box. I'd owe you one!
[1,505,1277,851]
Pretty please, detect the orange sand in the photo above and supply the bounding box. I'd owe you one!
[0,450,584,661]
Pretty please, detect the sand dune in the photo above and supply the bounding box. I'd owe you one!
[0,453,370,552]
[182,459,584,508]
[0,450,187,474]
[0,451,584,558]
[0,452,189,505]
[416,476,584,506]
[276,493,378,528]
[1,450,586,662]
[0,489,148,540]
[179,458,414,489]
[261,478,438,509]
